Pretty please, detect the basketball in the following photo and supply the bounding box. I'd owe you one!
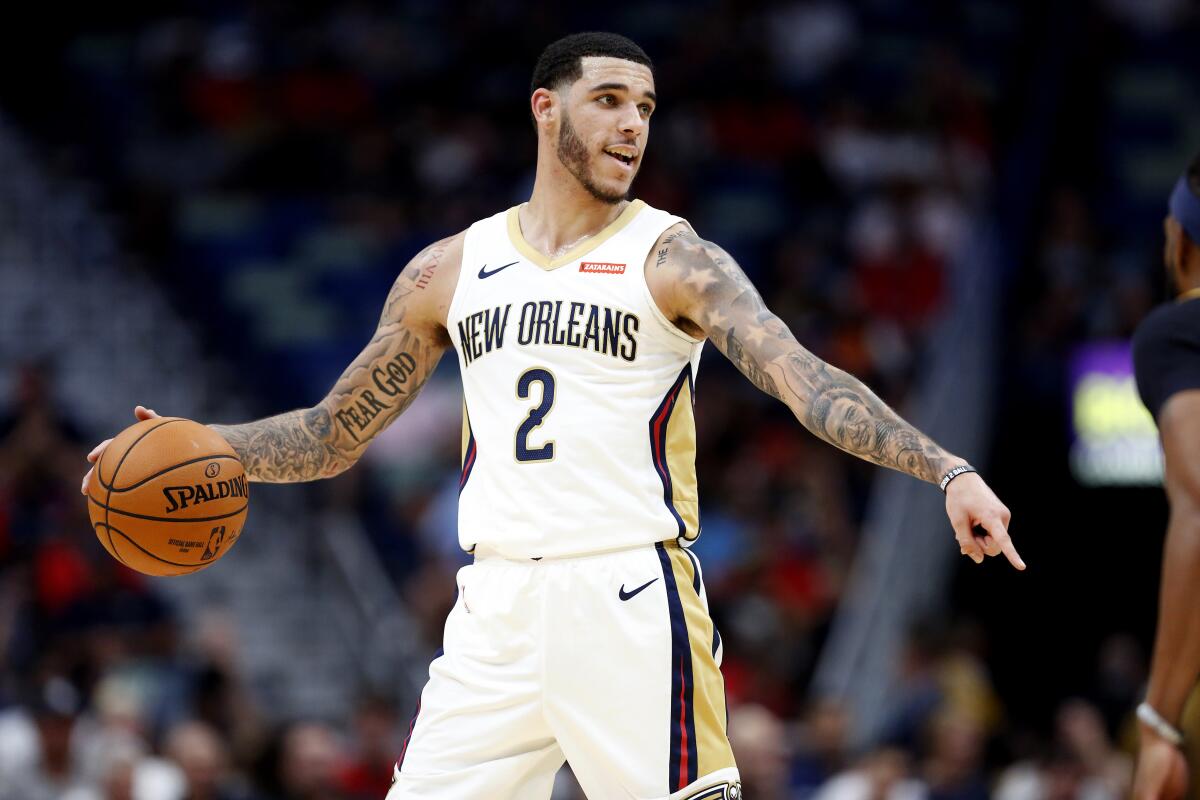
[86,417,248,576]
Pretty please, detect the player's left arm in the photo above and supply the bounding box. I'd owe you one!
[1135,391,1200,800]
[647,225,1023,569]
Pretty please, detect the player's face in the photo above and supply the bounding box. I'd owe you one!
[556,57,655,204]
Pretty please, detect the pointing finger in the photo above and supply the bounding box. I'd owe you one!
[983,519,1026,571]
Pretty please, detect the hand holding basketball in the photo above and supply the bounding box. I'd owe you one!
[82,405,160,496]
[84,409,248,576]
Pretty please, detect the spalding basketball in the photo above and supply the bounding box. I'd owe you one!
[87,417,248,576]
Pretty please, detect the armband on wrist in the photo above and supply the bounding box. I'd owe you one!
[939,465,977,493]
[1138,702,1184,746]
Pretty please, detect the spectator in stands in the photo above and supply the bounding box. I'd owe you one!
[335,696,398,800]
[0,676,98,800]
[165,720,250,800]
[815,746,928,800]
[253,721,346,800]
[790,697,851,798]
[728,703,792,800]
[1055,699,1131,799]
[920,711,988,800]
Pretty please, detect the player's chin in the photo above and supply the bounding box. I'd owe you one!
[597,163,638,196]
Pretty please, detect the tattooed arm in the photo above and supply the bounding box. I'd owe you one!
[209,234,461,481]
[645,224,1024,569]
[82,234,461,491]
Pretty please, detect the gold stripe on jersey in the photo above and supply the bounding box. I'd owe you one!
[459,402,478,495]
[506,200,647,270]
[664,378,700,541]
[668,545,735,777]
[460,401,470,459]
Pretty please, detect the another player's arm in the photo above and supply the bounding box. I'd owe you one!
[647,225,1023,568]
[1143,391,1200,731]
[209,235,461,482]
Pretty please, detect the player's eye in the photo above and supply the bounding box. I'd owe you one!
[639,104,653,117]
[597,94,616,106]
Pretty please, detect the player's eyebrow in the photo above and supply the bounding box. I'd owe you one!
[589,82,657,104]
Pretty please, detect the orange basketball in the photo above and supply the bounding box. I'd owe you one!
[87,417,248,576]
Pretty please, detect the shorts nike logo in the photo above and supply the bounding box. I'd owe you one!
[618,578,657,601]
[478,261,518,279]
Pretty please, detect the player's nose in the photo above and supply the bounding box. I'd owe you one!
[617,103,645,137]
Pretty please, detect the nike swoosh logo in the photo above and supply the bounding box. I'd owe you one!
[478,261,518,279]
[618,578,658,601]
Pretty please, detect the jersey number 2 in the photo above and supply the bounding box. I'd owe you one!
[515,368,555,462]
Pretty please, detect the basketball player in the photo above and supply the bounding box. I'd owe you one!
[83,33,1023,800]
[1132,153,1200,800]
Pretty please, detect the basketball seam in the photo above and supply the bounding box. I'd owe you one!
[106,453,241,493]
[103,418,185,566]
[97,417,187,492]
[94,522,205,572]
[87,495,248,524]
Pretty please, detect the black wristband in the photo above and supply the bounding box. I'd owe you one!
[939,465,977,492]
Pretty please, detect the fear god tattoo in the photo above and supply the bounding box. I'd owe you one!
[211,237,453,482]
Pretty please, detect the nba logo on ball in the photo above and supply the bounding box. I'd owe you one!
[201,526,226,561]
[205,462,221,478]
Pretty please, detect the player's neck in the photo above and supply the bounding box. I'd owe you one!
[1178,282,1200,303]
[1177,261,1200,302]
[521,171,629,259]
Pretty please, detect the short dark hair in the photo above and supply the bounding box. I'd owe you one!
[530,32,653,96]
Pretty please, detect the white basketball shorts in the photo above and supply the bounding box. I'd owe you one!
[386,540,742,799]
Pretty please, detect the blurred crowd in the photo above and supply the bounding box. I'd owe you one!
[0,363,403,800]
[1,0,1196,798]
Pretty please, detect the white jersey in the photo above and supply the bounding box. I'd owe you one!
[448,200,704,559]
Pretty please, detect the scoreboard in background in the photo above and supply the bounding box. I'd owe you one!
[1069,341,1162,487]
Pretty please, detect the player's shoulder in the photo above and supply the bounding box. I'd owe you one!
[399,230,466,290]
[1133,300,1200,364]
[410,229,467,271]
[646,223,727,281]
[650,220,704,252]
[384,230,467,333]
[1133,300,1200,419]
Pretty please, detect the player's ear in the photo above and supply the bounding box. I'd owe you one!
[1182,231,1200,285]
[531,88,556,127]
[1166,216,1186,284]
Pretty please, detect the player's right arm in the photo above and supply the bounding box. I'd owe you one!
[1135,390,1200,800]
[82,233,462,490]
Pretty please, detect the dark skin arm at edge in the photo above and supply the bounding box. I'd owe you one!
[1144,390,1200,724]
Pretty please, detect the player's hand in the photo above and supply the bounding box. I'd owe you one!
[944,471,1025,570]
[1134,734,1188,800]
[80,406,160,495]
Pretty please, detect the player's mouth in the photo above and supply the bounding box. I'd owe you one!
[603,145,638,171]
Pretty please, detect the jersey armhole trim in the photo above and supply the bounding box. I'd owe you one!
[641,221,705,346]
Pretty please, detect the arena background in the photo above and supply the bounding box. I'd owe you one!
[0,1,1195,798]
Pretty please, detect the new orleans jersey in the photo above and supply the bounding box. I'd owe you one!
[448,200,704,558]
